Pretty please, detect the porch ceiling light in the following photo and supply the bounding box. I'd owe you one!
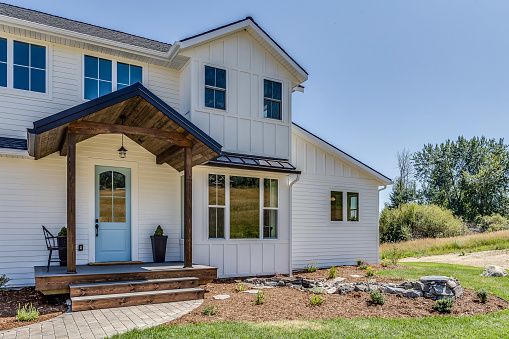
[118,115,128,158]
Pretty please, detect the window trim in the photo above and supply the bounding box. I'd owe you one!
[207,173,226,239]
[262,178,279,239]
[263,78,283,121]
[203,64,227,111]
[81,53,144,101]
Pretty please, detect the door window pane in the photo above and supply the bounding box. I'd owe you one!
[331,191,343,221]
[230,176,260,239]
[99,171,127,222]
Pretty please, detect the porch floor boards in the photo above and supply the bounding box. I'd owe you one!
[35,262,217,295]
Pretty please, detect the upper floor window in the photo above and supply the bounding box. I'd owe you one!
[117,62,142,89]
[13,41,46,93]
[331,191,343,221]
[204,65,226,110]
[0,38,6,88]
[263,79,282,120]
[84,55,112,100]
[347,192,359,221]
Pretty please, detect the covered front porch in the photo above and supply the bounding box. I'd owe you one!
[27,83,222,290]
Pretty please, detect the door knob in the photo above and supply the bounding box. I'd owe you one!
[95,222,99,237]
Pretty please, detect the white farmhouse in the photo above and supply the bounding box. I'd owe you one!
[0,3,391,307]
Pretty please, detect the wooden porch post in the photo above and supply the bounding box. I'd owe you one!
[67,133,77,274]
[183,146,193,268]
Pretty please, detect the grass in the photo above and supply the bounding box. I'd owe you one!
[115,262,509,338]
[380,230,509,259]
[16,303,39,322]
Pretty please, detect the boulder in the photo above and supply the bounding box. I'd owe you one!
[336,283,355,294]
[404,289,423,298]
[481,265,508,277]
[420,275,450,283]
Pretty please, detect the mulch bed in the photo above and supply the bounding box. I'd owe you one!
[172,266,508,325]
[0,288,66,331]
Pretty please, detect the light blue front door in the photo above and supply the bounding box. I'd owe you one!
[95,166,131,262]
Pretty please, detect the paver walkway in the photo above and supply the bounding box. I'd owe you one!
[0,300,202,339]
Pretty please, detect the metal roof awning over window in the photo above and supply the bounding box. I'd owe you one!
[207,152,300,174]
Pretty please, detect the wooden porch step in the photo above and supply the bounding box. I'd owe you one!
[71,287,205,311]
[69,277,199,297]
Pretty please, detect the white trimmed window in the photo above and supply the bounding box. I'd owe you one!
[330,191,343,221]
[347,192,359,221]
[208,174,226,238]
[204,65,226,110]
[13,40,46,93]
[263,178,278,238]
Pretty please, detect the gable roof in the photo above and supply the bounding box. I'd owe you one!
[0,2,171,52]
[292,123,392,185]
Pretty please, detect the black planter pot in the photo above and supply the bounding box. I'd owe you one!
[57,236,67,266]
[150,235,168,263]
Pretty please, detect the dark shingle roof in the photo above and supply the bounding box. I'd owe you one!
[0,3,171,52]
[0,136,27,150]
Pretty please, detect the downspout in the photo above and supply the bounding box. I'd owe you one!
[288,173,301,277]
[377,185,388,264]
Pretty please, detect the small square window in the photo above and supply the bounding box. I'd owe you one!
[84,55,112,99]
[263,79,282,120]
[204,65,226,110]
[13,41,46,93]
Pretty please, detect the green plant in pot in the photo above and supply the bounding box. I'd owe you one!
[57,227,67,266]
[151,225,168,263]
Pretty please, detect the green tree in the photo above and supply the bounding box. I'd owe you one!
[413,136,509,221]
[389,149,418,208]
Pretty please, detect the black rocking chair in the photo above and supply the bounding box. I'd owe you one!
[42,226,66,272]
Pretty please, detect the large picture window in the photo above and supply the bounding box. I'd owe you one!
[331,191,343,221]
[230,176,260,239]
[204,65,226,110]
[84,55,112,100]
[347,192,359,221]
[13,41,46,93]
[263,179,278,238]
[208,174,226,239]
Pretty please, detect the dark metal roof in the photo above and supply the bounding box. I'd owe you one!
[180,16,308,76]
[0,136,27,150]
[207,152,300,174]
[0,3,171,52]
[28,82,222,155]
[292,122,392,183]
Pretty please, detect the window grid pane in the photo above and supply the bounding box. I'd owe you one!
[85,55,111,99]
[347,192,359,221]
[331,191,343,221]
[263,209,277,239]
[205,66,227,110]
[13,41,46,92]
[263,80,282,120]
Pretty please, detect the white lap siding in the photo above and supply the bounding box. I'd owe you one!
[0,134,181,286]
[291,129,383,269]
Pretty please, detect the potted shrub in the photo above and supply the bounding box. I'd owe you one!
[151,225,168,263]
[57,227,67,266]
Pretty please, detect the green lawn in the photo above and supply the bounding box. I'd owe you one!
[115,263,509,339]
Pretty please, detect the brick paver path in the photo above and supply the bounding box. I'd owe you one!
[0,300,202,339]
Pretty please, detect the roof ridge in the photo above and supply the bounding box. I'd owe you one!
[0,2,171,50]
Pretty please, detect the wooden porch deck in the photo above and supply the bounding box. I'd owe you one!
[35,262,217,295]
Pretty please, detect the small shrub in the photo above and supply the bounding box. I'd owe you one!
[305,263,318,273]
[328,266,337,279]
[475,214,509,232]
[365,266,376,277]
[0,274,9,288]
[370,290,384,305]
[359,264,368,270]
[477,289,488,304]
[380,259,391,268]
[433,298,454,313]
[255,291,265,305]
[154,225,164,236]
[16,304,39,322]
[202,305,217,316]
[356,259,366,267]
[57,226,67,237]
[235,282,247,292]
[309,294,324,306]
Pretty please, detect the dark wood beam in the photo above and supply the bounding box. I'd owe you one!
[156,145,181,165]
[183,146,193,268]
[67,133,77,274]
[68,121,192,147]
[58,127,68,156]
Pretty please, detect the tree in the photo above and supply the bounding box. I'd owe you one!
[388,149,418,208]
[413,136,509,221]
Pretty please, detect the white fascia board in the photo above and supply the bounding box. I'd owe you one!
[0,15,173,62]
[292,124,393,185]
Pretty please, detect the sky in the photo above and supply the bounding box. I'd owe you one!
[6,0,509,208]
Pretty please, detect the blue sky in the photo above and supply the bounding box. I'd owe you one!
[7,0,509,207]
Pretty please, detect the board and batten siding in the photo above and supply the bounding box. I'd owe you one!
[0,30,181,139]
[291,129,382,269]
[181,30,293,160]
[0,134,182,286]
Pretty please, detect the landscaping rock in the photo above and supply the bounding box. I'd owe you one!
[336,283,355,294]
[213,294,230,300]
[243,289,260,294]
[481,265,508,277]
[404,289,423,298]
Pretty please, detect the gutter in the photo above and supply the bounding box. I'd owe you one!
[288,173,301,276]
